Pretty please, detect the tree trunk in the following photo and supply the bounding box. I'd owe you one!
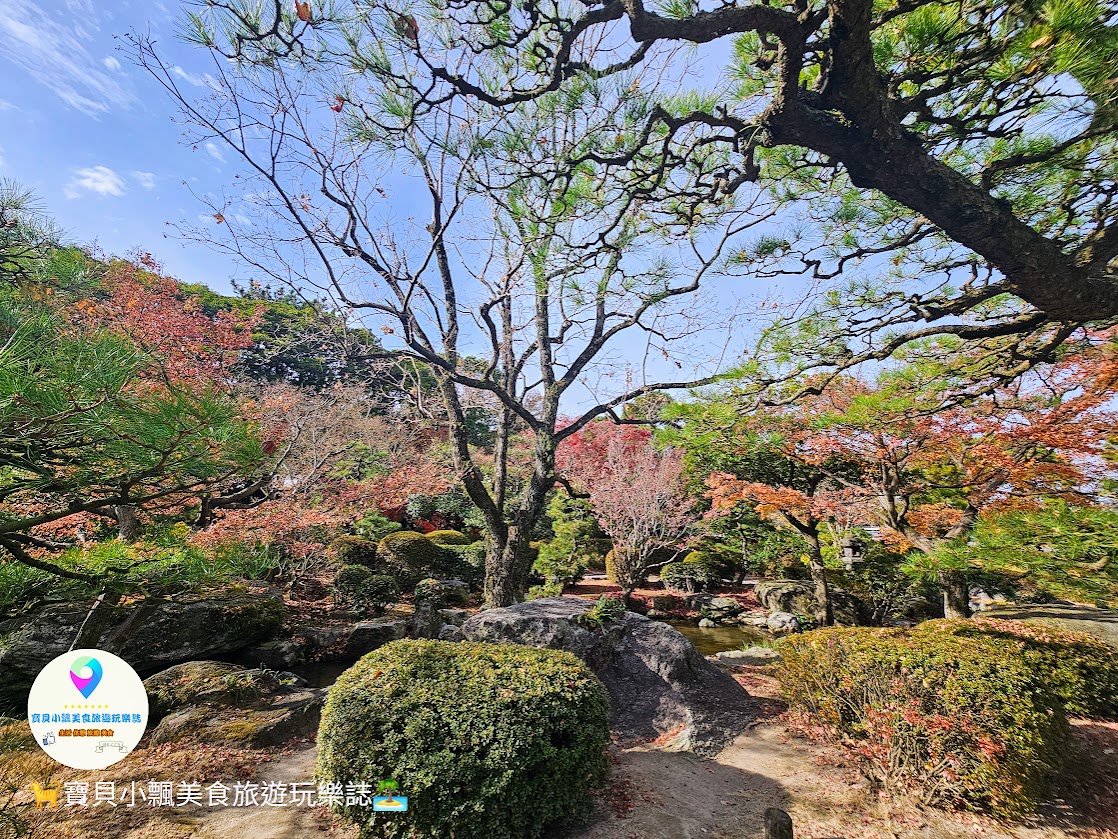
[115,505,140,541]
[804,534,833,627]
[484,524,535,607]
[939,570,971,619]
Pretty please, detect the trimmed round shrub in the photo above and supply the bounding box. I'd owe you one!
[779,623,1070,817]
[660,558,719,592]
[444,541,486,588]
[330,535,378,567]
[333,564,372,605]
[316,639,610,839]
[413,578,445,608]
[353,574,401,617]
[378,531,455,588]
[682,549,736,581]
[424,529,474,546]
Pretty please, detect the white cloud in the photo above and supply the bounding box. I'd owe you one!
[132,171,156,190]
[64,166,126,199]
[171,65,208,87]
[0,145,5,169]
[204,142,225,163]
[0,2,133,115]
[103,56,121,71]
[0,100,15,112]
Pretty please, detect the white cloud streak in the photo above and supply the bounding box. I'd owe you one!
[0,2,133,115]
[64,166,126,198]
[204,142,226,163]
[132,171,156,190]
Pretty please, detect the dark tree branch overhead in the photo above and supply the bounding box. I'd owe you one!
[422,0,1118,324]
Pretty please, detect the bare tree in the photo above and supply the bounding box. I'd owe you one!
[127,8,769,604]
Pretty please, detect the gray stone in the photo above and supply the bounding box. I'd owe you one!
[233,638,306,670]
[461,596,753,757]
[437,608,470,627]
[409,602,441,639]
[698,618,716,628]
[344,618,407,658]
[716,646,782,666]
[0,591,284,714]
[738,614,769,627]
[766,611,800,635]
[754,579,865,625]
[437,624,464,642]
[700,597,745,623]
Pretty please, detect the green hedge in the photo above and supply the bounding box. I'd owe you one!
[424,529,474,546]
[316,639,609,839]
[330,535,378,567]
[779,623,1071,817]
[660,553,721,592]
[377,531,454,588]
[924,618,1118,720]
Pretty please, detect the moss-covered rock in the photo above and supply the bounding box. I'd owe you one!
[316,639,609,839]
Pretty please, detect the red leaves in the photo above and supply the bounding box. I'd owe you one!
[330,95,344,113]
[294,1,312,23]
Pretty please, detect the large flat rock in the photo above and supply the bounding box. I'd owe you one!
[462,597,753,756]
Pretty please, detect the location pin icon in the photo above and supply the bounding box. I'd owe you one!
[69,656,103,699]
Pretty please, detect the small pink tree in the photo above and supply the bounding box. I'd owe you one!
[559,423,696,602]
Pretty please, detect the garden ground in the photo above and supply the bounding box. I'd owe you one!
[11,660,1115,839]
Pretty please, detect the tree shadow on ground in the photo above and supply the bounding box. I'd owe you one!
[570,743,789,839]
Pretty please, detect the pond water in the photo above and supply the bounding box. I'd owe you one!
[662,620,771,656]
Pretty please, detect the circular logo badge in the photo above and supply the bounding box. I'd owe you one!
[27,649,148,770]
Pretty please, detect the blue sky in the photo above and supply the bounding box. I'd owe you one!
[0,0,249,292]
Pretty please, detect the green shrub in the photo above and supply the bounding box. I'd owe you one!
[352,510,402,543]
[577,595,627,628]
[330,536,378,567]
[527,580,565,600]
[660,557,720,592]
[424,529,474,546]
[316,639,610,839]
[353,575,401,617]
[413,578,444,608]
[779,624,1069,817]
[926,618,1118,720]
[378,531,455,588]
[444,541,486,587]
[534,540,589,585]
[333,564,372,605]
[682,550,735,580]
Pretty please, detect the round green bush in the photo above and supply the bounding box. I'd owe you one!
[353,574,401,617]
[659,557,719,592]
[682,550,736,581]
[333,564,372,604]
[779,623,1070,817]
[413,577,444,608]
[330,535,378,567]
[378,531,455,588]
[316,639,610,839]
[424,529,474,546]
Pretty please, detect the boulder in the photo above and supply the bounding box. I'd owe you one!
[461,597,753,756]
[766,611,800,635]
[716,647,782,666]
[437,608,470,627]
[650,594,678,611]
[437,624,464,642]
[698,618,716,628]
[754,579,865,625]
[737,613,769,627]
[344,618,408,658]
[233,638,307,671]
[0,590,285,713]
[145,662,324,748]
[699,596,745,624]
